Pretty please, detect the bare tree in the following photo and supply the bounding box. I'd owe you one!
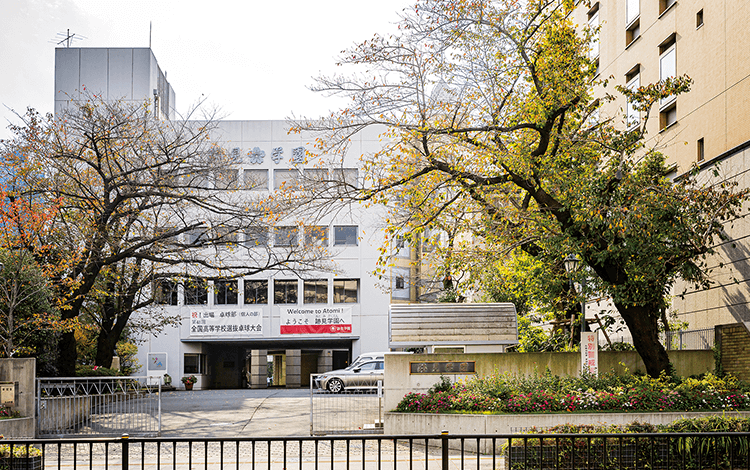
[2,97,333,374]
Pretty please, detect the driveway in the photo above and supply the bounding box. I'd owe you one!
[159,388,311,437]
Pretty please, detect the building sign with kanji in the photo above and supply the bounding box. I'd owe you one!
[189,309,263,337]
[581,331,598,375]
[280,306,352,334]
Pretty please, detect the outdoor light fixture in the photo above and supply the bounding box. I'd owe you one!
[563,254,579,274]
[563,254,588,332]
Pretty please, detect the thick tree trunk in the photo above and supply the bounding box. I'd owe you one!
[58,331,77,377]
[95,332,118,369]
[614,301,671,377]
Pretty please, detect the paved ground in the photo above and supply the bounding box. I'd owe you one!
[160,388,312,437]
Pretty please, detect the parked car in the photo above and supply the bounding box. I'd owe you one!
[315,359,384,393]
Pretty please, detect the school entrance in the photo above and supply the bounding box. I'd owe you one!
[197,339,355,389]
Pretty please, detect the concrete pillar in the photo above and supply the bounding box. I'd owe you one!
[317,349,333,373]
[250,349,268,389]
[285,349,301,388]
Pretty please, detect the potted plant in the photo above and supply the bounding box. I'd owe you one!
[181,375,197,390]
[0,443,43,470]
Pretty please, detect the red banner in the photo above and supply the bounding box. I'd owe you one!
[280,324,352,334]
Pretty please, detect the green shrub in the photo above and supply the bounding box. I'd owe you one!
[75,365,120,377]
[395,369,750,414]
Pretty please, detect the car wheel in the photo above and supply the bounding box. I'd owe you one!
[327,378,344,393]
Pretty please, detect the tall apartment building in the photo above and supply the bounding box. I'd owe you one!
[573,1,750,332]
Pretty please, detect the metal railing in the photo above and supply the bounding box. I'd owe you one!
[36,376,161,438]
[610,327,715,351]
[1,432,749,469]
[310,375,384,435]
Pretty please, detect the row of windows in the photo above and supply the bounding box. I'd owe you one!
[185,168,358,191]
[156,278,360,306]
[184,225,358,248]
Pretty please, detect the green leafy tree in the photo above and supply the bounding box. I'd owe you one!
[297,0,747,377]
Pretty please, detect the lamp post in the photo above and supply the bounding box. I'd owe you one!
[563,254,587,332]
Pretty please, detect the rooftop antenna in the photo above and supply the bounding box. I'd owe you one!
[149,21,152,49]
[50,29,87,47]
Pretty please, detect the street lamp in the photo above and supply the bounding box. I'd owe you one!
[563,254,587,332]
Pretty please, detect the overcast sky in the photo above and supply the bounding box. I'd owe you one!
[0,0,409,140]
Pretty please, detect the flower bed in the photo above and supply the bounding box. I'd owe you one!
[395,371,750,414]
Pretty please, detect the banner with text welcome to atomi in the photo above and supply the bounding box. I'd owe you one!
[280,306,352,334]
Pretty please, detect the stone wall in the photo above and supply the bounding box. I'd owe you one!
[384,350,714,411]
[717,322,750,381]
[0,358,36,437]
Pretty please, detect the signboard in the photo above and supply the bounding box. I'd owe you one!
[581,331,598,375]
[190,309,263,336]
[410,361,476,375]
[147,353,167,371]
[280,306,352,334]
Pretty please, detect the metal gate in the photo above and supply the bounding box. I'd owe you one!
[309,374,383,435]
[36,376,161,438]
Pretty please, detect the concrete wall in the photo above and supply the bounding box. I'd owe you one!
[386,410,750,453]
[717,322,750,381]
[384,351,714,411]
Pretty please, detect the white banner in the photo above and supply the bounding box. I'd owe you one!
[581,331,598,375]
[189,309,263,336]
[280,306,352,334]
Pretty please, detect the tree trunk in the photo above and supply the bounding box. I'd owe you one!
[95,331,118,369]
[58,331,77,376]
[614,301,671,377]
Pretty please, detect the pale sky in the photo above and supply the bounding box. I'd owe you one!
[0,0,409,140]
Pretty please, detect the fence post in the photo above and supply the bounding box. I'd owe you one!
[441,430,449,470]
[121,433,129,470]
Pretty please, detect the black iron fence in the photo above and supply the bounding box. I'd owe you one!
[2,432,750,469]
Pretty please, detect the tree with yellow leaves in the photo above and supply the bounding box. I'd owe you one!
[298,0,747,377]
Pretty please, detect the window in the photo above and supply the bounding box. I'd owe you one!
[659,103,677,130]
[274,226,298,246]
[659,35,677,107]
[395,276,405,290]
[697,138,705,162]
[184,278,208,305]
[214,169,238,189]
[305,226,328,247]
[215,279,238,305]
[304,169,328,184]
[334,225,358,246]
[626,0,639,25]
[244,169,268,191]
[391,268,410,300]
[274,169,299,190]
[184,353,206,374]
[588,4,599,60]
[244,280,268,304]
[625,66,640,130]
[187,170,211,189]
[155,279,178,305]
[185,228,210,246]
[626,19,640,46]
[659,0,676,15]
[304,279,328,304]
[696,9,704,28]
[274,279,298,304]
[334,279,359,303]
[214,226,238,243]
[332,168,359,188]
[244,227,269,247]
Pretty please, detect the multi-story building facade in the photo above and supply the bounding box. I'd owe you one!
[54,47,392,389]
[573,1,750,333]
